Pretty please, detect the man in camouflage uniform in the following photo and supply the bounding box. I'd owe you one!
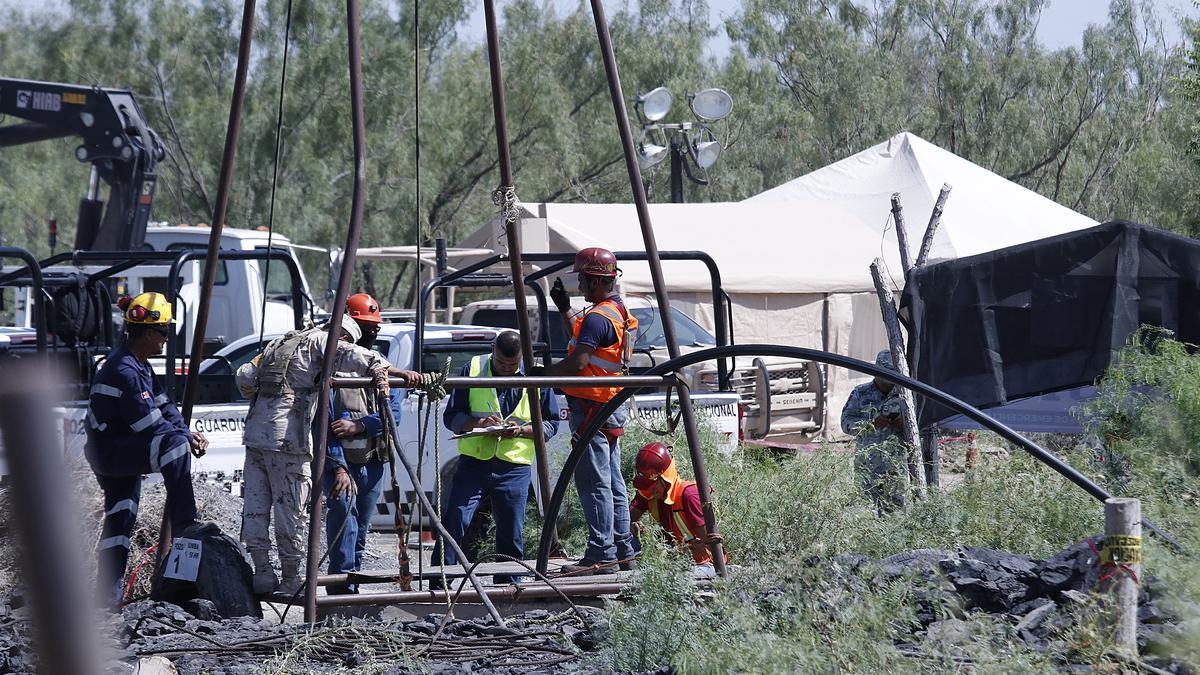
[235,314,420,595]
[841,349,908,513]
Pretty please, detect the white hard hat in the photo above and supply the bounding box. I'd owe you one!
[340,313,362,343]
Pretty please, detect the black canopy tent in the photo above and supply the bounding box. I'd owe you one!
[900,220,1200,432]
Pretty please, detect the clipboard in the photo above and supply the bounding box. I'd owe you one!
[450,425,513,440]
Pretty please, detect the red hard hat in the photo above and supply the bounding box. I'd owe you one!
[347,293,383,323]
[632,442,673,490]
[573,247,620,278]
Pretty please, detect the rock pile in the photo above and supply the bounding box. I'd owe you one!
[809,536,1193,671]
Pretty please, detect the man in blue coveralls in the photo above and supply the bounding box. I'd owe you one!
[322,293,400,594]
[434,330,560,584]
[86,292,209,607]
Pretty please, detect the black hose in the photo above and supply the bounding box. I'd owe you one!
[536,344,1185,572]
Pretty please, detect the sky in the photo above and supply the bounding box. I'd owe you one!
[9,0,1199,54]
[462,0,1199,55]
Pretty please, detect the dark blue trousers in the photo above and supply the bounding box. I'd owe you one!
[433,456,531,583]
[323,460,386,594]
[87,430,196,607]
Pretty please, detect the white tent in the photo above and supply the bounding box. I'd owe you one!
[460,200,902,436]
[457,132,1097,437]
[747,131,1097,262]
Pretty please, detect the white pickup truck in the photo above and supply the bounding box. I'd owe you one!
[459,295,824,443]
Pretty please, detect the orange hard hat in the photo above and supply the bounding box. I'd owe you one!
[632,442,673,490]
[347,293,382,323]
[573,247,620,278]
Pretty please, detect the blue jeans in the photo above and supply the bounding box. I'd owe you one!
[569,397,634,563]
[323,460,386,594]
[433,456,531,583]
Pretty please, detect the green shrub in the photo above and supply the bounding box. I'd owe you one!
[596,331,1200,672]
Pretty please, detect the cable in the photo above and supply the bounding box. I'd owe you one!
[257,0,295,350]
[414,0,422,296]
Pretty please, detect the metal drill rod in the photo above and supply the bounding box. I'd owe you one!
[377,392,506,626]
[481,0,558,549]
[313,582,624,608]
[304,0,369,623]
[586,0,726,575]
[331,374,674,389]
[168,0,258,573]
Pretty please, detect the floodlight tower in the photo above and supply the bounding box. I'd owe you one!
[633,86,733,203]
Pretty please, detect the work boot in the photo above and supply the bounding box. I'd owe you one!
[561,557,617,576]
[250,552,278,595]
[618,559,638,572]
[279,561,305,597]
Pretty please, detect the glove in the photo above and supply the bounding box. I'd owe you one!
[527,365,547,377]
[550,278,571,314]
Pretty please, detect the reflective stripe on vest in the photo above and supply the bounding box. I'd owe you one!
[652,479,716,566]
[457,355,535,465]
[561,298,638,403]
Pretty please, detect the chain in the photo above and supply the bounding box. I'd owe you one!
[491,184,521,226]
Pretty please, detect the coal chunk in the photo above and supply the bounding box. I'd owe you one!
[151,522,260,619]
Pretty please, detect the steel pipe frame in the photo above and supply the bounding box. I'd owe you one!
[313,582,625,608]
[536,344,1184,572]
[414,265,553,370]
[331,374,673,389]
[0,247,46,353]
[414,250,732,390]
[415,274,554,368]
[163,248,305,396]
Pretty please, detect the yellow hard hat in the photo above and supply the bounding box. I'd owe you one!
[122,292,174,325]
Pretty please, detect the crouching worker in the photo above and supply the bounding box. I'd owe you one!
[629,442,724,572]
[236,306,421,596]
[433,331,561,585]
[86,293,209,607]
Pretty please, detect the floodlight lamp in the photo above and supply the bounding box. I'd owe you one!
[637,87,673,122]
[692,139,721,169]
[637,142,669,170]
[689,88,733,122]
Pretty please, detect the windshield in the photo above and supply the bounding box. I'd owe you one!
[631,307,715,349]
[422,345,493,374]
[253,246,305,299]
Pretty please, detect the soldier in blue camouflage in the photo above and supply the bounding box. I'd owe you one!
[841,349,908,513]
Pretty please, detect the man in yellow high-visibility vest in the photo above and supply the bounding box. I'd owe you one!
[434,331,561,583]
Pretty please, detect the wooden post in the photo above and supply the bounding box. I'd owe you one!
[870,258,925,498]
[914,183,952,268]
[1103,497,1142,656]
[920,427,940,490]
[890,193,913,272]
